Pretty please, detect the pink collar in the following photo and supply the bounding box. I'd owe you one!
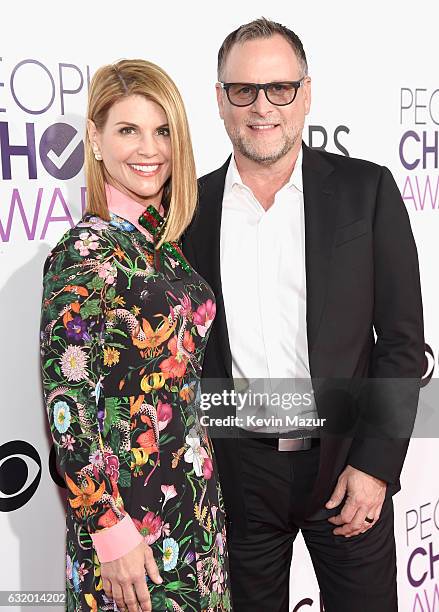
[105,183,153,238]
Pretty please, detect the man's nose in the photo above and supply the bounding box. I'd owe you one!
[250,87,274,115]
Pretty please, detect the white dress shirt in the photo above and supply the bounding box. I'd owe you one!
[220,148,318,433]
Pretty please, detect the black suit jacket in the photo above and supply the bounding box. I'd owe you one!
[182,143,424,537]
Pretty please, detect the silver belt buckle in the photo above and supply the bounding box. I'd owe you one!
[278,437,312,452]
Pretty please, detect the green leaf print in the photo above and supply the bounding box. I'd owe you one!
[165,581,187,592]
[104,397,120,437]
[118,468,131,488]
[43,303,58,321]
[67,243,84,262]
[110,428,121,454]
[86,276,105,291]
[106,286,116,301]
[80,299,101,318]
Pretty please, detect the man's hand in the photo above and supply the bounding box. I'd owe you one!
[325,465,387,537]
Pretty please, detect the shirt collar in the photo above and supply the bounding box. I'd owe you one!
[224,144,303,197]
[105,183,156,238]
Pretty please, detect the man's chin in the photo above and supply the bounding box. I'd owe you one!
[240,146,290,165]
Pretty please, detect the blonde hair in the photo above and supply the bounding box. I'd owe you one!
[85,59,197,247]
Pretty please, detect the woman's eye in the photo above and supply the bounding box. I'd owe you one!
[157,126,170,136]
[119,126,136,135]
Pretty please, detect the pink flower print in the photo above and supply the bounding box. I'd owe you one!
[77,216,108,232]
[161,484,178,507]
[77,562,89,582]
[74,232,99,256]
[133,511,163,545]
[97,261,116,285]
[89,450,104,481]
[179,294,192,317]
[212,568,224,593]
[60,345,88,382]
[202,457,213,480]
[193,299,216,338]
[157,400,173,431]
[103,452,120,482]
[215,532,224,555]
[61,434,76,451]
[168,293,191,319]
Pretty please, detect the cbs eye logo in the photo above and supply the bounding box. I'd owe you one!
[421,343,435,388]
[0,440,65,512]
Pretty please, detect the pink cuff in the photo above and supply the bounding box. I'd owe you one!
[90,513,143,562]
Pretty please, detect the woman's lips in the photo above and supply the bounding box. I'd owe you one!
[128,163,162,177]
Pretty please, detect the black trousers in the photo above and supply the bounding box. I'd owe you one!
[228,438,397,612]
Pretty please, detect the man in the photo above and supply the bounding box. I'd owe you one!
[182,18,424,612]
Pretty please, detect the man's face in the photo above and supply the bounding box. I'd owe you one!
[216,34,311,165]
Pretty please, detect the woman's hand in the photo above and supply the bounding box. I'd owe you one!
[100,540,162,612]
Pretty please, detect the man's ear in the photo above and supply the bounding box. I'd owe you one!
[215,83,225,120]
[303,76,312,116]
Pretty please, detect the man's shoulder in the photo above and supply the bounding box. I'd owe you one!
[310,147,384,181]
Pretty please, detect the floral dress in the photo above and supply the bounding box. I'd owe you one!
[40,205,232,612]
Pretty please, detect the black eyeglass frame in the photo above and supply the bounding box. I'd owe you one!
[219,79,305,107]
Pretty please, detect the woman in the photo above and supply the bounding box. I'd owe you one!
[40,59,231,612]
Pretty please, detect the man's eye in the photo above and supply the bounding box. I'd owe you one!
[271,84,287,92]
[119,126,136,135]
[238,86,252,94]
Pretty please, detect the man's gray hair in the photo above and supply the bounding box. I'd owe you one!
[217,17,308,81]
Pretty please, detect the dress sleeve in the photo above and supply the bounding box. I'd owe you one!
[40,226,142,562]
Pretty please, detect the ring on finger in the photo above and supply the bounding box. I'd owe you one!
[364,516,374,524]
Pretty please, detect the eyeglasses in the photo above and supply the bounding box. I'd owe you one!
[219,79,305,107]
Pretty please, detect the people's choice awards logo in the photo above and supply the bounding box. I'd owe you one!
[406,498,439,609]
[39,122,84,180]
[0,57,90,242]
[399,87,439,211]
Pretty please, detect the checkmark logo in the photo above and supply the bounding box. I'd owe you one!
[39,122,84,180]
[47,132,83,169]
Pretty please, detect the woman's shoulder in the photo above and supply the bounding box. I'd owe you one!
[43,214,117,276]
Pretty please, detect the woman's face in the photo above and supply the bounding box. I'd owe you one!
[89,94,172,206]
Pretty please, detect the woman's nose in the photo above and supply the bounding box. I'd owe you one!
[137,133,159,157]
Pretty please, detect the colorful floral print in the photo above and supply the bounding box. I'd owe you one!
[40,211,231,611]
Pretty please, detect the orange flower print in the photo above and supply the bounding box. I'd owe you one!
[97,508,119,529]
[132,314,176,351]
[160,332,195,379]
[65,473,105,517]
[136,429,158,454]
[103,347,120,366]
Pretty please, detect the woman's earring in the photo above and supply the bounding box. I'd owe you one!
[93,145,102,161]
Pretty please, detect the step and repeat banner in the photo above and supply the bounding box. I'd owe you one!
[0,1,437,610]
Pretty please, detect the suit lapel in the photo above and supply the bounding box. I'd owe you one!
[302,144,338,357]
[189,158,233,377]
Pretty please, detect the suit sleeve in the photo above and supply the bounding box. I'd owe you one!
[40,228,142,562]
[347,166,424,484]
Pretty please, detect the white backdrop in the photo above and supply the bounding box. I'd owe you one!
[1,1,438,610]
